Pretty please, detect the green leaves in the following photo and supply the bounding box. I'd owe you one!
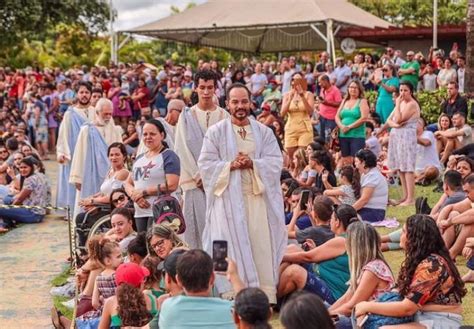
[350,0,467,26]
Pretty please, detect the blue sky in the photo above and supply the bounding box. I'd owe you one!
[113,0,206,31]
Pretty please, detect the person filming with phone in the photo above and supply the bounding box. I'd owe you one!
[159,249,245,329]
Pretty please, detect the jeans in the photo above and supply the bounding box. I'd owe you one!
[135,216,154,233]
[319,117,337,142]
[415,311,462,329]
[0,208,44,224]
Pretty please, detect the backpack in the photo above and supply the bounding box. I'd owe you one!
[152,186,186,234]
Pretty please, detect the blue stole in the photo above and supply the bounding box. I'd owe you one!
[56,108,87,211]
[80,124,110,199]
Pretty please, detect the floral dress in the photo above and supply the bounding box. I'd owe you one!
[387,116,418,172]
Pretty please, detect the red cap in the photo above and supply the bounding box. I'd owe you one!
[115,263,150,288]
[262,103,271,111]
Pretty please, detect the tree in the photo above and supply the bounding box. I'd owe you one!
[350,0,467,26]
[466,0,474,94]
[0,0,109,48]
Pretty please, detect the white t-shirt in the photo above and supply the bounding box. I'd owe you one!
[361,168,388,210]
[250,73,268,94]
[416,131,441,172]
[132,149,180,218]
[366,136,381,158]
[334,65,352,94]
[449,124,473,147]
[282,69,295,94]
[423,74,437,91]
[458,68,465,93]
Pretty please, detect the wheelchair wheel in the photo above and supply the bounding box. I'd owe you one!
[87,214,112,240]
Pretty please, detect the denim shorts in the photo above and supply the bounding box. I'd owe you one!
[339,137,366,157]
[358,207,386,223]
[414,311,462,329]
[302,264,335,304]
[467,256,474,270]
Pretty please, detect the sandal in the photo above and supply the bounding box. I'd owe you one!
[51,307,65,329]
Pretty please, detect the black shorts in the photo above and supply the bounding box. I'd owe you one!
[339,137,366,157]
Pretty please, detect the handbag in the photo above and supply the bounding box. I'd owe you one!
[359,291,414,329]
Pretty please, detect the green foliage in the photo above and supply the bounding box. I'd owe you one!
[0,0,109,49]
[365,88,448,123]
[351,0,467,26]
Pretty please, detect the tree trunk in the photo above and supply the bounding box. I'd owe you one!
[466,0,474,94]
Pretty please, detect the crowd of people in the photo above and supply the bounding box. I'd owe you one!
[0,45,473,329]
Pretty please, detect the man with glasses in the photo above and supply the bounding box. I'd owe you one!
[398,50,420,90]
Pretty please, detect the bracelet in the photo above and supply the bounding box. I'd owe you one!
[142,189,148,198]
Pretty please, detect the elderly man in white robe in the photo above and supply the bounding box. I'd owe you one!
[198,83,287,303]
[69,98,122,217]
[56,81,96,213]
[175,70,229,249]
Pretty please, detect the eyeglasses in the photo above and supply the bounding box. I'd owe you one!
[151,239,166,250]
[170,108,182,113]
[112,194,126,204]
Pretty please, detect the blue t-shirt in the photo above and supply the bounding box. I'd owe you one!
[159,295,234,329]
[285,212,312,230]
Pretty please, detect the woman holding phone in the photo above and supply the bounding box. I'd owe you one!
[281,72,315,168]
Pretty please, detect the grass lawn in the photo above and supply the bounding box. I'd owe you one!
[51,265,74,319]
[270,185,474,328]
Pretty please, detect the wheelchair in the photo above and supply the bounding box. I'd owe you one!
[75,203,112,258]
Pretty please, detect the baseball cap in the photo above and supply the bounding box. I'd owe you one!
[163,249,187,279]
[184,70,193,77]
[115,263,150,288]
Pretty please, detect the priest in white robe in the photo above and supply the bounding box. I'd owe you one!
[175,71,229,249]
[198,83,287,303]
[56,82,96,213]
[69,98,122,216]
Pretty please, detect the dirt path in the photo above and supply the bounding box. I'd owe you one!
[0,160,69,328]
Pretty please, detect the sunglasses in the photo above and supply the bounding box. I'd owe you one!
[382,69,388,72]
[112,194,126,204]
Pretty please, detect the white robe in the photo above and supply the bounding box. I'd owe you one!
[175,105,229,191]
[198,118,287,302]
[56,106,95,161]
[69,122,123,185]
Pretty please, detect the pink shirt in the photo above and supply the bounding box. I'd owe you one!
[319,86,342,120]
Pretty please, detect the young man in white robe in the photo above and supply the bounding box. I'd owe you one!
[69,98,122,218]
[56,81,96,213]
[175,70,229,249]
[198,83,287,303]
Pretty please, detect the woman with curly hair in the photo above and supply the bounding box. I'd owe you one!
[99,262,155,329]
[355,214,466,328]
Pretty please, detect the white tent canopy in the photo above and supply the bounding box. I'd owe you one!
[123,0,390,56]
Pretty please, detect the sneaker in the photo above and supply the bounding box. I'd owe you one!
[50,282,75,298]
[61,298,76,309]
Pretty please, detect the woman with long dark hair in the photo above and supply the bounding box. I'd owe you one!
[124,119,180,232]
[0,157,48,225]
[355,214,466,328]
[386,81,420,206]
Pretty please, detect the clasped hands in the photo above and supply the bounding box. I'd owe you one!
[230,152,253,171]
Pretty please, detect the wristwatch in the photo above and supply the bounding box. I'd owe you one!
[142,189,148,197]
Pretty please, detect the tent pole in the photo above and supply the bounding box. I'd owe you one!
[326,19,335,64]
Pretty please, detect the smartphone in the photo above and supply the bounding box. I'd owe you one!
[299,190,310,211]
[212,240,228,272]
[295,78,308,91]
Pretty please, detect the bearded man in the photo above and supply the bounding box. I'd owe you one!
[198,83,287,303]
[69,98,122,215]
[56,81,96,212]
